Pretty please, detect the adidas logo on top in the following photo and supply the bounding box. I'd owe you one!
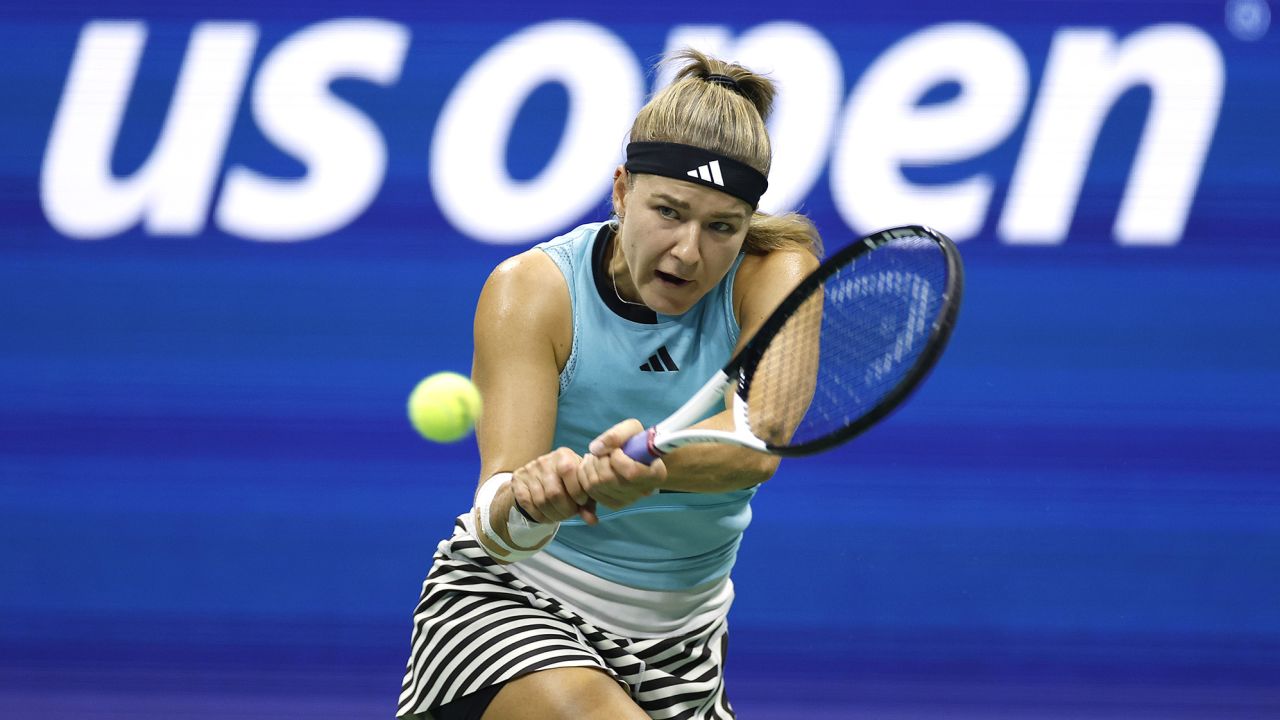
[686,160,724,187]
[639,345,680,372]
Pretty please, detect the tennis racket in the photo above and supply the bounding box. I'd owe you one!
[622,224,963,463]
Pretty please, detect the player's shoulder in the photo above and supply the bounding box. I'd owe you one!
[486,247,565,295]
[477,248,572,337]
[734,246,820,303]
[738,245,820,276]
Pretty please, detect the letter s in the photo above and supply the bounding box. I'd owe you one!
[216,19,409,241]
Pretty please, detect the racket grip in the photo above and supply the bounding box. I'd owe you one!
[622,427,660,465]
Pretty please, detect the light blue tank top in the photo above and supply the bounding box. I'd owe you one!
[535,221,756,591]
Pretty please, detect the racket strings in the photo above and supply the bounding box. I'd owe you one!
[745,236,950,448]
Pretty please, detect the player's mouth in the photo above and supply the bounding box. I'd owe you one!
[654,270,692,288]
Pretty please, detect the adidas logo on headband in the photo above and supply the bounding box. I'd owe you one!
[626,142,768,208]
[686,161,725,187]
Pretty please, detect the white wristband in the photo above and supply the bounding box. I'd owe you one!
[474,472,558,562]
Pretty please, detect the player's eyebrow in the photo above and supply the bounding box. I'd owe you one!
[652,192,748,221]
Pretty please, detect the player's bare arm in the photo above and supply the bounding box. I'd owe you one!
[470,250,593,559]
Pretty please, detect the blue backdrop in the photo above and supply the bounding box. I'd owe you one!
[2,1,1278,718]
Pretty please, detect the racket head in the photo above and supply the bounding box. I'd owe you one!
[729,225,964,456]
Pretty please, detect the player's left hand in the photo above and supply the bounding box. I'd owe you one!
[578,419,668,510]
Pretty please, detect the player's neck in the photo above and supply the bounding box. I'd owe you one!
[607,233,645,307]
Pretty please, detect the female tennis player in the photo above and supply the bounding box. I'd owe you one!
[398,50,823,720]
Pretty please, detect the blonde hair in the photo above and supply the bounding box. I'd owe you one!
[627,49,823,258]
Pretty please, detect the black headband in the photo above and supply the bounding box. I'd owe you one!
[624,142,769,208]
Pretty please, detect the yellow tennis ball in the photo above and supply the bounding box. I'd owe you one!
[407,372,482,443]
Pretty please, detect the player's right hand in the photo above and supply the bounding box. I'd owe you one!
[510,447,598,525]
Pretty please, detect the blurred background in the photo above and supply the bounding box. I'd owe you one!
[2,1,1278,718]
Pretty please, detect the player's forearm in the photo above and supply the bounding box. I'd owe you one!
[635,408,777,492]
[657,439,779,493]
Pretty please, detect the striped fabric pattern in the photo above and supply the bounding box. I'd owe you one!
[398,519,736,720]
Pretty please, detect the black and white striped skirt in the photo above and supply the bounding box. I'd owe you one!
[397,519,735,720]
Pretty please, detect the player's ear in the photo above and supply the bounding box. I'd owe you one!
[611,166,629,217]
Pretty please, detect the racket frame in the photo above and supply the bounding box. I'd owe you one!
[628,224,963,461]
[736,224,964,456]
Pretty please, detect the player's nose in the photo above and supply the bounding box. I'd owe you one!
[669,223,701,266]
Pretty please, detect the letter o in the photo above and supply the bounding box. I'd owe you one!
[431,21,643,244]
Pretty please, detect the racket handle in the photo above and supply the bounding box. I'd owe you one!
[622,427,660,465]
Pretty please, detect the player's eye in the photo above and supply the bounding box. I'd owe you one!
[656,206,678,219]
[710,222,736,234]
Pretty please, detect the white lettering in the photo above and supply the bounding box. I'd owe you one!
[431,21,643,244]
[832,23,1029,240]
[39,19,1225,247]
[216,19,409,241]
[41,21,256,239]
[1000,25,1225,246]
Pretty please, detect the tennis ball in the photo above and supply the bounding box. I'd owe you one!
[407,372,482,443]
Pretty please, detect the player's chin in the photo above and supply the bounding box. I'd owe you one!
[645,294,697,315]
[646,277,701,314]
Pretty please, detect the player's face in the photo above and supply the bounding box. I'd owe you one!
[612,170,752,316]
